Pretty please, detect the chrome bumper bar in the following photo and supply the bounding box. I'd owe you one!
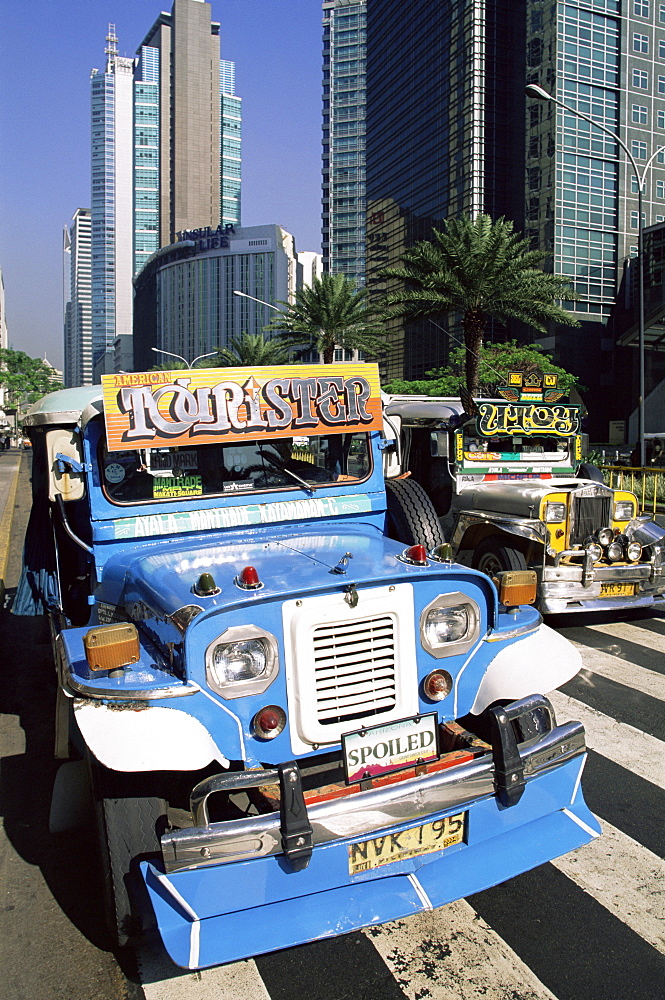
[160,697,586,874]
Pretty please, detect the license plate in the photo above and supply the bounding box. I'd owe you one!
[600,583,638,597]
[349,812,466,875]
[342,713,439,784]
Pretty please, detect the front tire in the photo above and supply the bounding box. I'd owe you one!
[385,478,446,550]
[472,537,527,577]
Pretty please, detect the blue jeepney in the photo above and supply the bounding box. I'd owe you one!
[18,363,599,968]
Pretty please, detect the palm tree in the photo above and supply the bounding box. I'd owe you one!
[210,332,290,367]
[265,272,385,364]
[380,214,578,394]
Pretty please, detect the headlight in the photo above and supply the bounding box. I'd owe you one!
[584,536,602,562]
[206,625,278,699]
[606,539,624,561]
[626,540,642,562]
[545,502,567,522]
[597,526,614,546]
[420,593,479,658]
[614,500,635,521]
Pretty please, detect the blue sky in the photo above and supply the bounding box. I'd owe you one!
[0,0,323,369]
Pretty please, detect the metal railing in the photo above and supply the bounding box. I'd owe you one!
[600,465,665,515]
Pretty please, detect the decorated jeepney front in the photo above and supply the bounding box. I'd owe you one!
[444,371,665,613]
[19,363,601,968]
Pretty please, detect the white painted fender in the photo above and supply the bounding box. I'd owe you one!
[73,702,229,771]
[470,623,582,716]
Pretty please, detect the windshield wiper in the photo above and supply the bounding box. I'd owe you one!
[259,451,317,494]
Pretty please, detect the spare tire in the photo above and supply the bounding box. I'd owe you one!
[385,478,446,550]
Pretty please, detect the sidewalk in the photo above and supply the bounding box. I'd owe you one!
[0,449,25,601]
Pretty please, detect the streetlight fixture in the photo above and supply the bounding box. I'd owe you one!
[151,347,218,368]
[525,83,664,467]
[232,289,282,311]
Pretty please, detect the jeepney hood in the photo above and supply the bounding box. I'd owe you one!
[456,478,611,517]
[100,524,451,620]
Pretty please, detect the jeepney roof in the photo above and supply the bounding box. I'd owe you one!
[23,385,103,428]
[384,396,466,423]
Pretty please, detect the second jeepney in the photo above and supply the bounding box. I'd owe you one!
[384,369,665,614]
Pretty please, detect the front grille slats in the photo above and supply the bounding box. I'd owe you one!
[570,493,612,546]
[312,613,397,726]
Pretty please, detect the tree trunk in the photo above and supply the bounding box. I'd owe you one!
[323,343,335,364]
[463,310,485,395]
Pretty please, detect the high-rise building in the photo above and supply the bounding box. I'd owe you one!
[85,1,242,378]
[64,209,92,387]
[364,0,665,437]
[524,0,665,431]
[322,0,367,285]
[220,59,242,226]
[365,0,526,380]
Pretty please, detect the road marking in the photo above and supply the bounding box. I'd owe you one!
[549,689,665,790]
[365,898,557,999]
[582,620,665,654]
[138,944,272,1000]
[552,818,665,954]
[570,644,665,700]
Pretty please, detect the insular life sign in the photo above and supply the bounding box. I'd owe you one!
[100,364,383,452]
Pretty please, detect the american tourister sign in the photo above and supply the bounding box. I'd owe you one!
[100,363,383,452]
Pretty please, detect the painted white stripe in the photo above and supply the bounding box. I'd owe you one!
[151,870,199,923]
[552,817,665,955]
[194,684,246,759]
[562,807,601,840]
[570,644,665,700]
[138,944,272,999]
[188,920,201,972]
[407,872,433,910]
[366,898,558,999]
[582,619,665,655]
[570,755,585,804]
[548,689,665,790]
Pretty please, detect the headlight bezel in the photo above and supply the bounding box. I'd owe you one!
[420,592,480,659]
[206,624,279,699]
[614,500,635,522]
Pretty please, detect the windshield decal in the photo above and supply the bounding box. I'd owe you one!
[111,493,374,540]
[101,364,382,453]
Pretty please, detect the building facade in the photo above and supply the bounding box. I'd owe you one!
[83,1,242,379]
[133,225,318,371]
[364,0,526,380]
[64,208,93,387]
[322,0,367,285]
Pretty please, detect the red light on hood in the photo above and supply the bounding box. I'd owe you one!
[236,565,262,590]
[401,544,428,566]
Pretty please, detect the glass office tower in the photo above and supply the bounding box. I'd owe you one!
[220,59,242,226]
[365,0,526,379]
[322,0,367,285]
[134,45,160,277]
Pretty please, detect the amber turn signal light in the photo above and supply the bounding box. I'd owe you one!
[495,570,538,607]
[83,623,140,672]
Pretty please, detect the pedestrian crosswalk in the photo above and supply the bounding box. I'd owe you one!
[137,611,665,1000]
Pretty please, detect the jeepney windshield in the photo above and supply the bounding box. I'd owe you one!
[100,432,372,504]
[461,426,572,466]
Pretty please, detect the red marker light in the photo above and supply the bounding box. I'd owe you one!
[236,565,262,590]
[252,705,287,740]
[402,544,428,565]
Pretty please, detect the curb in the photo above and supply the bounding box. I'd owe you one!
[0,455,23,604]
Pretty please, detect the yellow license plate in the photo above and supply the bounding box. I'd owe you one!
[600,583,638,597]
[348,813,465,875]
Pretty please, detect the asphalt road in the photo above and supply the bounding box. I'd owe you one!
[0,451,663,1000]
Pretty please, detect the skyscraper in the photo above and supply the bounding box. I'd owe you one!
[365,0,526,380]
[85,1,242,378]
[322,0,367,285]
[64,208,92,388]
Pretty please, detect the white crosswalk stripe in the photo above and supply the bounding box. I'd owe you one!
[136,615,665,1000]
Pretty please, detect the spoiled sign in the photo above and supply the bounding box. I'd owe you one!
[101,363,383,452]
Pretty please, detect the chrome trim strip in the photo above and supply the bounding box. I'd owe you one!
[160,720,586,873]
[483,617,542,642]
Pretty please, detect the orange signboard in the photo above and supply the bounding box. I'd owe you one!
[100,363,383,452]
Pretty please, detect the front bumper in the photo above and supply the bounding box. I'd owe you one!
[540,556,665,613]
[141,696,600,969]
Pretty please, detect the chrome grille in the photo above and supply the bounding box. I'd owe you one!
[312,614,396,726]
[570,493,612,545]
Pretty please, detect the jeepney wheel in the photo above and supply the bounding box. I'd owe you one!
[385,477,446,550]
[472,537,527,578]
[89,761,167,948]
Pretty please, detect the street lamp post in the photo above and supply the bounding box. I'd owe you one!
[151,347,218,369]
[525,83,665,468]
[232,289,282,311]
